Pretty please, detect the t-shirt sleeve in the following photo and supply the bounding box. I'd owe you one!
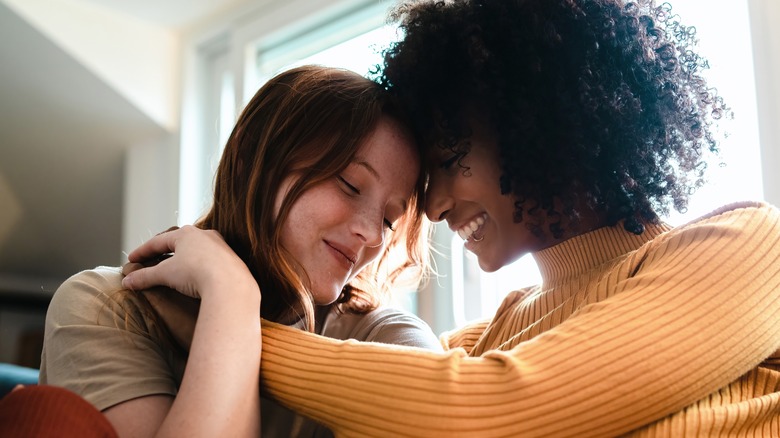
[320,307,443,351]
[39,266,179,411]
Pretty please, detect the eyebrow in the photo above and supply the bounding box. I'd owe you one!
[355,160,380,180]
[353,159,409,212]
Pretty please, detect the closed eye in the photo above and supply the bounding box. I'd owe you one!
[340,174,397,231]
[338,176,360,194]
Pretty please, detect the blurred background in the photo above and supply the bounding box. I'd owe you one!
[1,0,778,369]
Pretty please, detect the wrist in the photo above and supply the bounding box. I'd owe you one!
[199,278,261,312]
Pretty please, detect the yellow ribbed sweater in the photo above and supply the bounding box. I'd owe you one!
[261,201,780,437]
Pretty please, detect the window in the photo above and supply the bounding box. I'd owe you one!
[179,38,235,225]
[247,2,397,102]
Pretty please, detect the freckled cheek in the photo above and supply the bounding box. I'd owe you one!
[293,188,350,230]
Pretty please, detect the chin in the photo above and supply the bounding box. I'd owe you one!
[477,257,503,273]
[311,288,342,306]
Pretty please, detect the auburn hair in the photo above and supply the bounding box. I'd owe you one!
[193,65,430,330]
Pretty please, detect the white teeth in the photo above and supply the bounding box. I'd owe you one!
[458,214,487,241]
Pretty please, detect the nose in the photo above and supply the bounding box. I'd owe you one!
[352,207,385,248]
[424,173,453,222]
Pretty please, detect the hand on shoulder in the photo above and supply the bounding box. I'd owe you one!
[122,225,259,303]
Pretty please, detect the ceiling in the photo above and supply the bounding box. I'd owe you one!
[76,0,242,28]
[0,3,193,295]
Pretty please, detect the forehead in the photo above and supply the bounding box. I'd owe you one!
[358,117,418,162]
[354,117,420,182]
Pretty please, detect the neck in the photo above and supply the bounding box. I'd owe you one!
[529,199,611,253]
[532,219,671,285]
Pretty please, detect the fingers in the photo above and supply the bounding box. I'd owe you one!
[122,262,144,276]
[122,263,169,291]
[122,226,181,291]
[158,225,180,235]
[121,265,143,290]
[121,225,230,298]
[127,227,182,263]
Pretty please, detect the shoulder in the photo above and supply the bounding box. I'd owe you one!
[631,201,780,289]
[681,201,779,229]
[41,267,181,409]
[45,265,170,356]
[47,266,125,326]
[656,201,780,251]
[55,265,123,296]
[320,307,442,351]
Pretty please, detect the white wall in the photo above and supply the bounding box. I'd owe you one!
[2,0,184,260]
[1,0,180,132]
[122,134,180,254]
[749,0,780,206]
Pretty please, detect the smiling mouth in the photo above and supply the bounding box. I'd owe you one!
[457,214,487,242]
[326,242,356,267]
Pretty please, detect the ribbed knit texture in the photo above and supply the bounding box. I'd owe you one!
[0,385,118,438]
[261,202,780,437]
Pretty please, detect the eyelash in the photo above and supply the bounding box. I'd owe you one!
[338,176,360,194]
[338,176,396,232]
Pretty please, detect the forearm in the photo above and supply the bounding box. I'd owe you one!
[115,226,264,437]
[157,284,261,438]
[262,324,493,436]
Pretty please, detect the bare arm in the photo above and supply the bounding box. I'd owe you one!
[111,226,261,438]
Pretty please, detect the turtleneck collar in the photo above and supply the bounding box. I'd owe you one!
[532,221,672,286]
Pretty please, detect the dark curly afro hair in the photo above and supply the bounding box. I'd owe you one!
[378,0,731,237]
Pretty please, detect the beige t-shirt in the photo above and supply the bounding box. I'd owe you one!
[40,266,442,437]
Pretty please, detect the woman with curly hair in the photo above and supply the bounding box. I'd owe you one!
[123,0,780,436]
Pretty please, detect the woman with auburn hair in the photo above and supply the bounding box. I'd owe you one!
[37,65,439,437]
[124,0,780,436]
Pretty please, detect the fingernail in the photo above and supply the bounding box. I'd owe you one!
[122,275,134,290]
